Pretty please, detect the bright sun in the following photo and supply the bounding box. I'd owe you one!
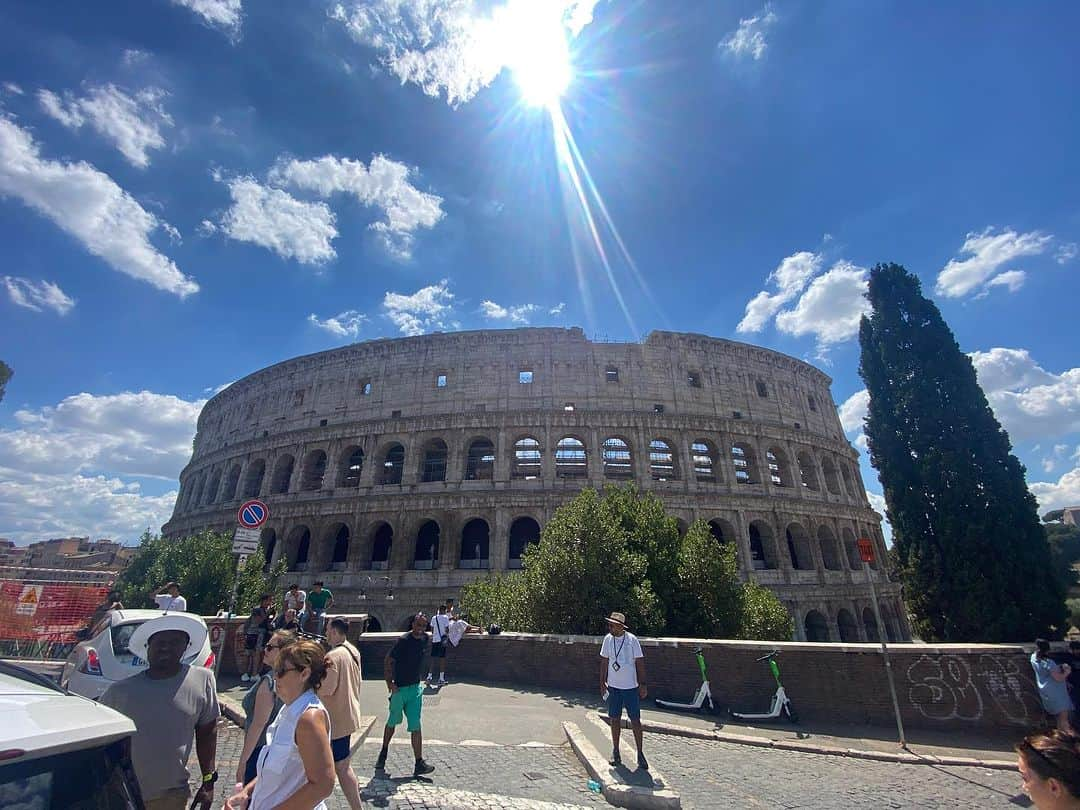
[504,6,573,109]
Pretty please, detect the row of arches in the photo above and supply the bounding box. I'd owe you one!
[801,604,904,643]
[706,518,881,573]
[178,435,862,514]
[259,516,543,572]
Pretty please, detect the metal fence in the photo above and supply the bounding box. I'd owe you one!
[0,566,114,660]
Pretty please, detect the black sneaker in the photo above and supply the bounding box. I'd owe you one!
[637,752,649,771]
[608,751,622,767]
[414,759,435,777]
[374,752,387,772]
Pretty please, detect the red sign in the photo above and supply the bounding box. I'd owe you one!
[857,538,875,563]
[238,499,269,529]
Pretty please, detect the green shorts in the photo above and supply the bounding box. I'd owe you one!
[387,683,423,732]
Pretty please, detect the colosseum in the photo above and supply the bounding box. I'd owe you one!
[162,327,908,642]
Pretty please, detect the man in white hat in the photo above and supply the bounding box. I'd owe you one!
[100,614,219,810]
[599,611,648,771]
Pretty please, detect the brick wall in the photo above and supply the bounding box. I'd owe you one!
[356,632,1045,734]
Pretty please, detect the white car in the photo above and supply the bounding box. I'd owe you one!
[0,660,143,807]
[60,609,215,699]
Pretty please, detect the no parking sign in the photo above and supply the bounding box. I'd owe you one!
[237,499,269,529]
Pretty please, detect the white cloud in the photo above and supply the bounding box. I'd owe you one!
[720,5,777,61]
[736,250,822,333]
[1056,242,1078,265]
[2,82,23,95]
[383,279,454,336]
[218,177,337,264]
[0,390,204,481]
[838,389,869,434]
[170,0,242,38]
[984,269,1026,293]
[332,0,602,107]
[935,227,1052,299]
[1030,463,1080,514]
[38,84,172,168]
[2,276,75,315]
[0,116,197,297]
[1041,444,1071,474]
[0,469,177,545]
[308,310,366,339]
[549,302,565,315]
[270,154,444,259]
[122,49,150,66]
[480,299,538,323]
[969,348,1080,443]
[865,490,886,519]
[197,219,217,236]
[773,261,869,346]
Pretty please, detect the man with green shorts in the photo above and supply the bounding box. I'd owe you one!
[375,612,435,777]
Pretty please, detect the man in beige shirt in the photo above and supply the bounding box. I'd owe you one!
[319,618,363,810]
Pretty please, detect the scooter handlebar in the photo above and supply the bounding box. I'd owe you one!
[754,649,780,662]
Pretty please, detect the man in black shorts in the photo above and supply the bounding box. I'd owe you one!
[241,595,273,683]
[375,612,435,777]
[426,604,450,685]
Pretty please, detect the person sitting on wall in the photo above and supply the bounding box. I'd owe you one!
[275,609,301,632]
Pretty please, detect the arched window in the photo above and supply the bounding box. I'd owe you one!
[222,464,242,502]
[649,439,676,480]
[338,446,364,487]
[797,451,819,491]
[380,444,405,485]
[863,607,880,642]
[837,609,859,642]
[691,440,716,481]
[459,519,490,569]
[413,521,440,569]
[421,439,448,483]
[756,380,768,398]
[260,528,276,569]
[766,448,790,487]
[804,610,829,642]
[602,437,633,478]
[286,526,310,571]
[748,522,778,570]
[242,460,265,498]
[465,439,495,480]
[555,437,587,478]
[190,474,205,509]
[843,527,861,569]
[840,464,855,497]
[328,524,350,570]
[512,437,542,479]
[732,443,759,484]
[818,525,842,570]
[370,523,392,570]
[708,519,737,568]
[821,457,841,495]
[300,450,327,491]
[205,468,222,505]
[508,517,540,568]
[786,523,815,571]
[270,455,294,495]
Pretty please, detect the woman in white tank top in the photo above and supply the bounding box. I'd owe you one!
[226,639,335,810]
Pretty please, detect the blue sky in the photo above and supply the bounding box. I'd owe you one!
[1,0,1078,545]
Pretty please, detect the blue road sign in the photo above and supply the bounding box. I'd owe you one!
[238,499,269,529]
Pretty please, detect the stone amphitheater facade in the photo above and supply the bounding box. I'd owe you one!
[162,327,908,642]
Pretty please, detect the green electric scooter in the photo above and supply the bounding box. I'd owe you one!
[731,649,798,723]
[655,646,718,713]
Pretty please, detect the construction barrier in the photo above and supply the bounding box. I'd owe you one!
[0,567,114,660]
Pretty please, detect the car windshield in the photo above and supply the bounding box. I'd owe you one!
[0,738,141,809]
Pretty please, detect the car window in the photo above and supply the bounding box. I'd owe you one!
[109,624,141,658]
[0,738,142,809]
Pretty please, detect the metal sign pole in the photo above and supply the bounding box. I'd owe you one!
[864,559,906,747]
[213,552,247,677]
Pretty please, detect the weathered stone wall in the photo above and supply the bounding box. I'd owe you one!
[167,328,904,642]
[356,633,1045,735]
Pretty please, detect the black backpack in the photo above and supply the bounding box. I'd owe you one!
[487,623,502,635]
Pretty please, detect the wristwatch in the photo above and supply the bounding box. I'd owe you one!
[201,771,219,785]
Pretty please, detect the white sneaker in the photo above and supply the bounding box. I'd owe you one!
[438,676,447,684]
[425,673,433,683]
[241,674,251,682]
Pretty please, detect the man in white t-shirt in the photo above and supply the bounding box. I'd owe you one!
[283,583,306,615]
[426,604,451,684]
[599,611,648,771]
[153,582,187,613]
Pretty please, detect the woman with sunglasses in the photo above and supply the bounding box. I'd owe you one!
[236,630,295,787]
[1016,729,1080,808]
[226,639,335,810]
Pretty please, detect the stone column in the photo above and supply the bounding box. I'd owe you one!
[491,507,509,572]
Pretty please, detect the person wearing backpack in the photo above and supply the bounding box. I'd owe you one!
[236,630,294,786]
[425,605,451,685]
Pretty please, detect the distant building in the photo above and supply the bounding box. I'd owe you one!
[1064,506,1080,527]
[0,538,28,569]
[8,537,135,581]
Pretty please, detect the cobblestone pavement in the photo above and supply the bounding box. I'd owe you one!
[641,733,1026,809]
[190,717,602,809]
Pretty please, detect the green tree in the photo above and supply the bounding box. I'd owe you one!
[858,263,1065,641]
[1043,509,1066,523]
[1045,522,1080,596]
[669,521,744,638]
[456,571,528,630]
[742,581,796,641]
[0,361,11,403]
[115,530,287,616]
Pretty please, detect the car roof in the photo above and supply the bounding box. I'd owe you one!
[109,608,207,625]
[0,665,134,761]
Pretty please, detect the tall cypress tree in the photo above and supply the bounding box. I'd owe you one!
[858,263,1064,642]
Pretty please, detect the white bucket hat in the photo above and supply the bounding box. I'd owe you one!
[127,612,208,662]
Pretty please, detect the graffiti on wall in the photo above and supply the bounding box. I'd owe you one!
[905,653,1041,726]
